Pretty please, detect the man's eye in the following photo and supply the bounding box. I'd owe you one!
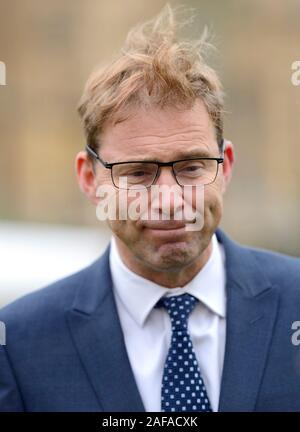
[183,165,202,172]
[129,170,149,177]
[133,171,145,177]
[180,164,204,173]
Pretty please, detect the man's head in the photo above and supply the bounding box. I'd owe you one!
[76,5,234,286]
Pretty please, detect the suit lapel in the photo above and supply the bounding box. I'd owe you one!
[216,230,279,411]
[66,245,145,412]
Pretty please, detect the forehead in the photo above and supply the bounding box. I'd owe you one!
[100,99,218,161]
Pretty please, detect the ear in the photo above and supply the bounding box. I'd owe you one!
[221,139,234,193]
[75,151,99,205]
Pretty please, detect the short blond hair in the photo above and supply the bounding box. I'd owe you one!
[78,4,224,152]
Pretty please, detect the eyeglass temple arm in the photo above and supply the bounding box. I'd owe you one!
[220,138,226,157]
[85,145,111,168]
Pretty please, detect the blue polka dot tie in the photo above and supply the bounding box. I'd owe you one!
[156,293,212,412]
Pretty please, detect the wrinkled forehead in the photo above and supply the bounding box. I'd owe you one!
[99,100,219,161]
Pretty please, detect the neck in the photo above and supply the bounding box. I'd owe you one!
[113,238,213,288]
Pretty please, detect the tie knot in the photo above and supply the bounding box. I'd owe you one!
[156,293,198,330]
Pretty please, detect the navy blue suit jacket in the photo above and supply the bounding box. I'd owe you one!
[1,229,300,412]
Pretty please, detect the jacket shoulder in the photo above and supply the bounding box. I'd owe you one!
[0,258,99,326]
[250,246,300,275]
[217,229,300,297]
[247,246,300,297]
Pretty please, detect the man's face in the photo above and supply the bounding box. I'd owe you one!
[77,99,234,274]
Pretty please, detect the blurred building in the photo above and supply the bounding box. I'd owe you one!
[0,221,111,306]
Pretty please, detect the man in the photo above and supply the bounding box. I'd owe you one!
[1,5,300,412]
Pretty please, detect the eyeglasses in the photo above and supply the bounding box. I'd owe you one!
[86,139,224,190]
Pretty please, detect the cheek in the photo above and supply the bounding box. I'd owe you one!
[189,183,222,214]
[94,171,113,203]
[107,190,142,239]
[203,185,223,223]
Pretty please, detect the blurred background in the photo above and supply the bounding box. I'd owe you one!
[0,0,300,306]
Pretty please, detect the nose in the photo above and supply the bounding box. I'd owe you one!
[151,166,184,219]
[154,166,177,187]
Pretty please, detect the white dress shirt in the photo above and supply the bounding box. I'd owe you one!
[109,234,227,412]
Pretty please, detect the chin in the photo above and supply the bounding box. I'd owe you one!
[146,240,197,270]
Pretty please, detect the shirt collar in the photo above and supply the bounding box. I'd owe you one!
[109,233,226,327]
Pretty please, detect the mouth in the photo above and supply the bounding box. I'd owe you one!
[141,221,187,230]
[141,221,190,241]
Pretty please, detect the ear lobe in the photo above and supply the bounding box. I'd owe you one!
[75,151,99,205]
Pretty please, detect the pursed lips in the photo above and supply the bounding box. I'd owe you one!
[141,221,187,230]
